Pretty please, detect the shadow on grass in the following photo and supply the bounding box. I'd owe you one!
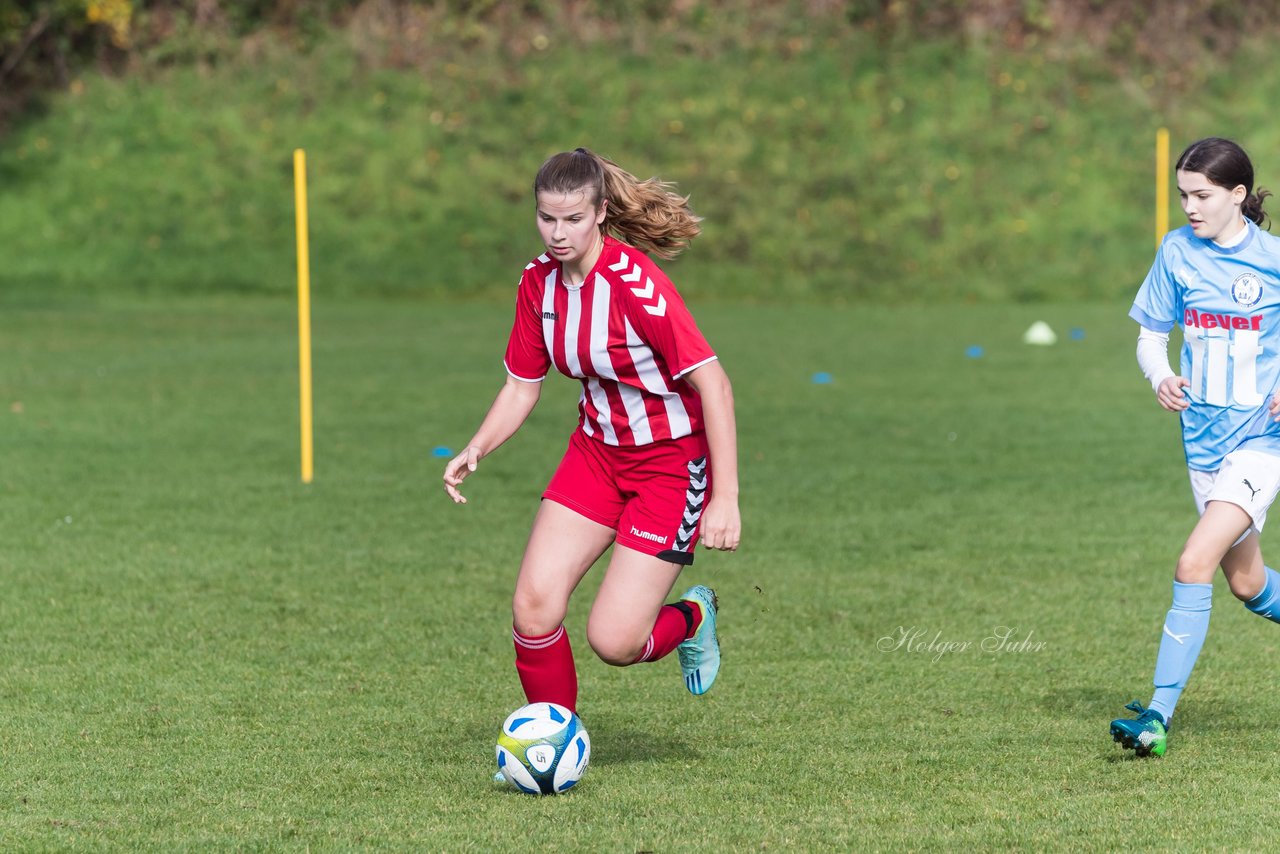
[1036,684,1117,716]
[1102,753,1157,764]
[586,724,700,766]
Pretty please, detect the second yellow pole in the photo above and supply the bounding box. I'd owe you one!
[294,148,314,484]
[1156,128,1169,247]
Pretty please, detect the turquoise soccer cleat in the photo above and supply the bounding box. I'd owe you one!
[677,585,720,696]
[1110,700,1168,757]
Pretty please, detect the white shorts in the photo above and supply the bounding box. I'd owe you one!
[1188,448,1280,538]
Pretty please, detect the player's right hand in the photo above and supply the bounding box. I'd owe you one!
[442,446,482,504]
[1156,376,1191,412]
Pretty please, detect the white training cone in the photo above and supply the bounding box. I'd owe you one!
[1023,321,1057,346]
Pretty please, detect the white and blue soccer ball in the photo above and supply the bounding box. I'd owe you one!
[495,702,590,795]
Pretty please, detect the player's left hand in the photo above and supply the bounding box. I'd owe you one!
[1271,390,1280,421]
[700,496,740,551]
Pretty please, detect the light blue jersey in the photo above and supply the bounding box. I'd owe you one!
[1131,220,1280,471]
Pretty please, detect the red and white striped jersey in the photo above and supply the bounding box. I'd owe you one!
[503,236,717,446]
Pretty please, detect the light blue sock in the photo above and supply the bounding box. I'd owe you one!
[1244,567,1280,623]
[1149,581,1213,724]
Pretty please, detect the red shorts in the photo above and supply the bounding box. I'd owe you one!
[543,429,711,565]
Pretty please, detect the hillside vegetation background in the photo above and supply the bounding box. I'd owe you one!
[3,0,1279,301]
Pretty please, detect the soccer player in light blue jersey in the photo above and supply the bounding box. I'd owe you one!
[1112,137,1280,757]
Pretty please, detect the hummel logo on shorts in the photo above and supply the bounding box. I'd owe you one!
[630,526,668,545]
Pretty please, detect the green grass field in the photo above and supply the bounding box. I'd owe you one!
[4,293,1279,849]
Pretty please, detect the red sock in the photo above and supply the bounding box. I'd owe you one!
[632,602,703,664]
[513,625,577,712]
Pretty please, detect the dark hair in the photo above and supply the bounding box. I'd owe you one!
[1176,137,1271,227]
[533,147,702,260]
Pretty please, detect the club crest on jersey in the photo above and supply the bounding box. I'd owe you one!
[1232,272,1264,309]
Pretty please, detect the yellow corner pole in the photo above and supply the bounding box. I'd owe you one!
[1156,127,1170,247]
[294,148,314,484]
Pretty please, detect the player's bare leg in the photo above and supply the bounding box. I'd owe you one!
[1219,528,1266,601]
[587,545,720,695]
[510,500,615,711]
[586,544,684,665]
[514,500,615,635]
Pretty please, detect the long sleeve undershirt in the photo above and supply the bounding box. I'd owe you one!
[1137,326,1176,392]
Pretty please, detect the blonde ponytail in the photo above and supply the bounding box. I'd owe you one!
[596,154,701,259]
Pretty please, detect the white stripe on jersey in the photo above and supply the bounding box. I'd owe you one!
[583,277,618,444]
[563,279,584,378]
[1234,332,1265,407]
[624,318,691,438]
[585,378,618,445]
[588,275,652,445]
[1203,327,1228,406]
[616,384,653,445]
[540,269,557,360]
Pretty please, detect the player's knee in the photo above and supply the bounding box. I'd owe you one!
[1174,548,1218,584]
[511,588,566,637]
[585,625,642,666]
[1227,574,1262,601]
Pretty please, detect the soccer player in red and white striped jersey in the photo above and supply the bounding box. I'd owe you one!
[443,148,740,715]
[504,235,715,446]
